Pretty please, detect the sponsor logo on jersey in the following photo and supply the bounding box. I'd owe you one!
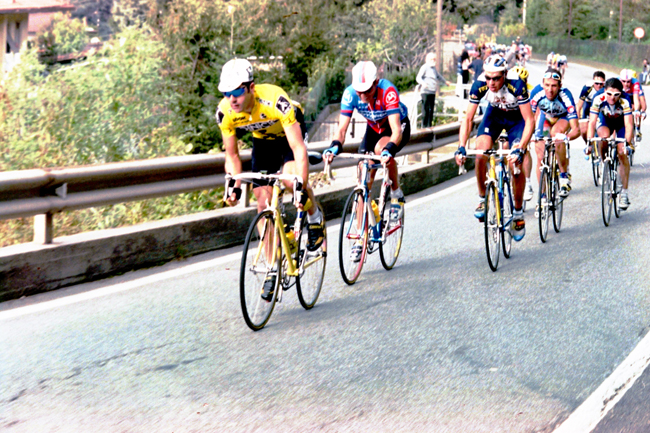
[385,90,398,105]
[237,119,279,132]
[342,91,353,105]
[276,95,291,115]
[257,98,272,107]
[260,113,267,119]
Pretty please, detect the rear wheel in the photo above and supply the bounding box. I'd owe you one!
[338,189,368,285]
[591,152,601,186]
[296,205,327,310]
[501,178,513,258]
[379,187,404,270]
[601,161,613,226]
[538,168,550,243]
[484,184,500,272]
[240,210,280,331]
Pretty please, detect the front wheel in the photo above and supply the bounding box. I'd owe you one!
[613,160,621,219]
[501,178,513,258]
[552,169,563,233]
[601,160,613,226]
[379,188,404,270]
[591,153,601,187]
[339,189,368,285]
[240,210,280,331]
[484,184,501,272]
[296,204,327,310]
[538,168,550,243]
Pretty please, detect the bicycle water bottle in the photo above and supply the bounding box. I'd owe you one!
[367,200,377,226]
[371,200,380,222]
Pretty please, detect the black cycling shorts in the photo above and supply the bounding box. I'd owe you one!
[358,117,411,155]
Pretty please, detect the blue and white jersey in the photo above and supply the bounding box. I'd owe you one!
[340,78,408,135]
[578,82,602,118]
[529,84,578,120]
[469,69,529,113]
[590,89,632,119]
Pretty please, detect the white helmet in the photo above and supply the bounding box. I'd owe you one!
[619,69,634,81]
[351,61,377,92]
[483,55,507,73]
[218,58,254,93]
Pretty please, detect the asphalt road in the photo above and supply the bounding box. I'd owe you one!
[2,60,650,433]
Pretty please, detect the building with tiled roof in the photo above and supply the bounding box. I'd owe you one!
[1,0,74,74]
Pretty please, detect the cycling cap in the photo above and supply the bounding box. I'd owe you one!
[352,61,378,92]
[218,58,254,93]
[619,69,634,81]
[483,55,507,73]
[513,65,529,81]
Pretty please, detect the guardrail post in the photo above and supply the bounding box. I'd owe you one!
[34,213,54,244]
[351,118,355,138]
[241,182,250,208]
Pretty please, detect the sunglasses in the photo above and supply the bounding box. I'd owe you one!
[485,74,504,82]
[356,86,375,95]
[606,91,621,97]
[223,86,247,98]
[621,80,631,83]
[543,72,562,81]
[593,81,605,86]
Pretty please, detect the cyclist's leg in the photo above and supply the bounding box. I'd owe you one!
[475,106,501,198]
[551,118,570,173]
[596,115,611,157]
[373,117,410,195]
[506,117,527,211]
[615,126,630,189]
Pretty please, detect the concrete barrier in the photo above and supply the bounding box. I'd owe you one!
[0,153,474,302]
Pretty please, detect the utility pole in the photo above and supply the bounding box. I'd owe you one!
[522,0,527,27]
[618,0,623,43]
[568,0,573,39]
[436,0,442,73]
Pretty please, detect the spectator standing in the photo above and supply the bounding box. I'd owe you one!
[416,52,449,128]
[468,50,484,82]
[642,59,649,85]
[460,50,471,98]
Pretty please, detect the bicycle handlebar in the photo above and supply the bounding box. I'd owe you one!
[224,172,304,204]
[587,137,627,144]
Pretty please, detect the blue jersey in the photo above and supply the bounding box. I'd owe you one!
[340,78,408,135]
[530,84,577,120]
[579,83,601,118]
[469,69,530,114]
[590,89,632,120]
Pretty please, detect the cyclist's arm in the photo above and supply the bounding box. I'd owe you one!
[284,121,310,199]
[518,101,535,150]
[386,112,403,148]
[633,93,641,112]
[624,114,634,144]
[224,134,242,180]
[640,94,647,112]
[333,114,352,146]
[567,118,580,140]
[586,112,598,140]
[576,99,584,117]
[459,102,479,148]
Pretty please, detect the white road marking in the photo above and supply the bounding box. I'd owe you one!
[553,330,650,432]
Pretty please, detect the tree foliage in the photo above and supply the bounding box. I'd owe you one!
[37,12,90,57]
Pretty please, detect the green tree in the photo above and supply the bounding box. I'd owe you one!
[37,12,89,58]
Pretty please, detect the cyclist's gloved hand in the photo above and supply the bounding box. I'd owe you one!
[508,147,524,164]
[627,142,635,155]
[642,111,647,120]
[324,140,342,156]
[454,146,467,165]
[380,149,392,163]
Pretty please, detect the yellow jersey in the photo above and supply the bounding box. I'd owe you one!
[216,84,299,140]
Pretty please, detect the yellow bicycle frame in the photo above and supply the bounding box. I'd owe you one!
[486,155,502,223]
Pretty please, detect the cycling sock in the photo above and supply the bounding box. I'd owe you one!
[560,172,569,179]
[478,195,486,202]
[307,207,322,224]
[391,187,404,199]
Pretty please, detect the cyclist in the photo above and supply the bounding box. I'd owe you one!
[556,54,568,78]
[586,77,634,209]
[577,71,606,145]
[529,68,580,197]
[620,69,647,141]
[217,58,324,298]
[455,55,535,242]
[512,65,535,202]
[323,60,410,221]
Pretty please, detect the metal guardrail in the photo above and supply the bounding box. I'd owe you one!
[0,118,479,244]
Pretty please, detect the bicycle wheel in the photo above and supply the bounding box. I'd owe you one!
[296,205,327,310]
[601,160,613,226]
[552,168,563,233]
[538,168,550,243]
[591,153,601,187]
[338,189,368,285]
[240,210,280,331]
[484,184,501,272]
[613,160,621,219]
[501,177,513,258]
[379,187,404,270]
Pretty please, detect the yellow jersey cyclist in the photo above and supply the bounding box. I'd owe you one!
[529,68,581,198]
[455,55,535,242]
[323,60,410,222]
[586,78,634,210]
[217,59,325,298]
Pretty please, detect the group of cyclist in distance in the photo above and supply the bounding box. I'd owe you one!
[217,48,645,302]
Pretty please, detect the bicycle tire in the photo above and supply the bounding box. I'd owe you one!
[613,159,621,219]
[240,210,280,331]
[501,177,513,259]
[538,168,550,243]
[296,204,327,310]
[552,166,563,233]
[591,153,601,187]
[379,187,404,270]
[601,160,613,226]
[484,184,500,272]
[338,189,368,285]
